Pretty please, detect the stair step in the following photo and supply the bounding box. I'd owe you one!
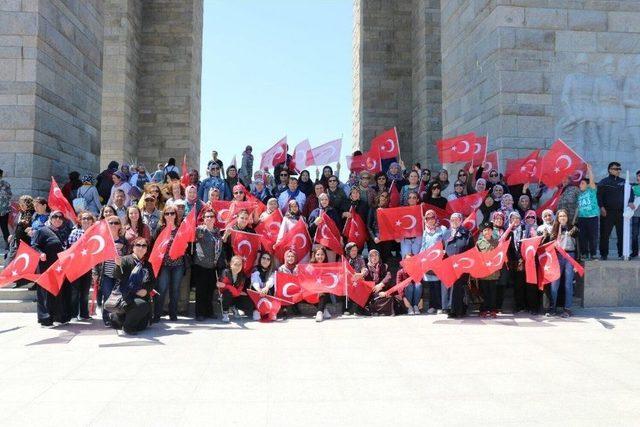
[0,300,37,313]
[0,288,36,301]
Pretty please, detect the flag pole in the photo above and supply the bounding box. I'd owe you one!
[343,255,348,310]
[623,170,631,261]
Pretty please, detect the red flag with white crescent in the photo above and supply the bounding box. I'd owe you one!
[342,207,368,250]
[181,154,189,187]
[437,132,477,164]
[274,272,303,304]
[535,187,564,218]
[60,220,119,282]
[477,239,510,278]
[555,243,584,277]
[0,241,41,287]
[260,136,288,170]
[442,247,488,282]
[297,262,346,296]
[168,208,197,260]
[48,177,77,222]
[149,225,174,277]
[521,235,543,284]
[506,150,542,185]
[381,276,413,297]
[539,139,586,188]
[36,249,75,296]
[247,290,282,320]
[291,139,312,172]
[446,191,488,217]
[536,242,561,289]
[369,128,399,160]
[273,219,311,263]
[346,150,382,174]
[255,208,283,253]
[376,205,423,241]
[464,149,498,179]
[230,229,261,274]
[388,181,401,208]
[211,200,232,228]
[306,138,342,166]
[399,241,445,282]
[314,212,344,255]
[462,211,478,236]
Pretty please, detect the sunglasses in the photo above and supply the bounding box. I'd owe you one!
[164,212,176,216]
[233,191,244,195]
[328,179,337,183]
[611,167,621,171]
[280,173,289,177]
[51,215,63,220]
[377,177,385,180]
[261,256,271,260]
[134,243,148,248]
[108,221,120,225]
[489,173,498,177]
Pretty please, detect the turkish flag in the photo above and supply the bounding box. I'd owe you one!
[465,149,498,179]
[376,205,423,241]
[36,249,74,296]
[291,139,312,172]
[446,191,488,216]
[443,247,488,283]
[462,211,478,236]
[255,208,283,253]
[469,135,489,165]
[306,138,342,166]
[274,272,303,304]
[149,225,174,277]
[314,212,344,255]
[342,207,368,250]
[247,290,281,320]
[505,150,542,185]
[537,242,561,289]
[388,181,401,208]
[219,275,244,298]
[382,276,413,297]
[369,127,399,160]
[346,279,374,308]
[539,139,585,188]
[399,241,445,282]
[437,132,477,164]
[241,186,266,216]
[298,262,346,296]
[230,230,261,274]
[48,177,77,222]
[210,201,232,228]
[61,220,119,282]
[346,150,382,174]
[168,208,197,260]
[521,235,543,284]
[181,154,189,187]
[273,219,311,263]
[0,241,41,287]
[260,136,288,169]
[477,239,510,278]
[555,244,584,277]
[535,187,564,217]
[421,203,451,227]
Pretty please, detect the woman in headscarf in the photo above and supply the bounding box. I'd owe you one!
[491,184,506,205]
[386,162,407,191]
[435,169,452,198]
[420,209,447,314]
[399,191,423,258]
[446,180,467,201]
[277,249,300,319]
[251,178,272,205]
[308,193,342,262]
[486,169,502,192]
[503,211,530,314]
[400,170,421,206]
[474,178,487,195]
[422,182,447,210]
[75,174,102,215]
[258,197,279,222]
[479,195,498,226]
[549,209,580,318]
[365,249,396,316]
[319,165,334,189]
[500,193,515,218]
[298,170,314,196]
[523,209,539,238]
[251,251,276,321]
[224,165,244,198]
[537,209,555,242]
[344,242,368,316]
[184,184,204,217]
[516,194,532,218]
[443,213,474,318]
[239,145,254,184]
[490,210,509,312]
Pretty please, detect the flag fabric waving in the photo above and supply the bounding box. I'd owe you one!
[521,235,543,284]
[555,244,585,277]
[168,208,197,260]
[255,208,283,253]
[505,150,541,185]
[346,150,382,174]
[291,139,312,172]
[381,276,413,297]
[274,272,304,304]
[247,290,282,320]
[399,241,445,282]
[536,188,564,217]
[539,139,585,188]
[369,128,399,160]
[342,207,368,250]
[181,155,189,187]
[437,132,477,164]
[273,219,311,263]
[537,242,561,289]
[230,230,261,274]
[48,177,77,222]
[306,138,342,166]
[36,250,74,296]
[446,191,488,217]
[0,241,41,287]
[149,225,174,277]
[260,136,288,170]
[376,205,423,241]
[297,262,346,296]
[313,212,344,255]
[61,220,119,282]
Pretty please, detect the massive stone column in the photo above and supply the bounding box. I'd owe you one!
[137,0,202,171]
[440,2,640,175]
[0,0,103,195]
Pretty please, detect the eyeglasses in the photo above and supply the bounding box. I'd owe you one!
[280,173,289,177]
[134,243,148,248]
[260,256,271,260]
[526,216,536,219]
[377,177,385,180]
[611,167,621,171]
[51,215,63,220]
[204,215,215,219]
[458,173,467,176]
[328,179,337,183]
[211,167,220,170]
[164,212,176,216]
[233,191,243,195]
[80,217,93,221]
[489,173,498,177]
[108,221,120,225]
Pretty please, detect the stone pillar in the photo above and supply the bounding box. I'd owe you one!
[137,0,202,171]
[100,0,142,170]
[0,0,103,195]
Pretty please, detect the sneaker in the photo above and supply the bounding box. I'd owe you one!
[413,305,420,314]
[315,311,323,322]
[323,308,332,319]
[564,308,573,317]
[231,307,240,319]
[221,313,230,323]
[269,313,277,321]
[560,310,570,318]
[407,307,415,315]
[427,308,436,314]
[252,310,261,321]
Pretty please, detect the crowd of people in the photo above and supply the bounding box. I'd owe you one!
[0,145,637,334]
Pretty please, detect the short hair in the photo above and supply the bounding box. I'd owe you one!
[608,162,621,169]
[114,188,125,196]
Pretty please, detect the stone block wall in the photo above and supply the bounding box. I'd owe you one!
[440,1,640,176]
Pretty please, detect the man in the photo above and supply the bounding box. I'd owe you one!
[597,162,635,259]
[112,189,128,221]
[272,169,290,199]
[199,164,229,202]
[96,161,119,203]
[207,151,225,178]
[141,195,161,238]
[129,165,151,190]
[151,163,165,183]
[278,177,306,211]
[239,145,253,184]
[357,171,376,209]
[173,199,187,224]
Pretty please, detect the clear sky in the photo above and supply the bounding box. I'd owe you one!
[200,0,353,177]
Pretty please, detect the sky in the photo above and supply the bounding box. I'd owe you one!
[200,0,353,176]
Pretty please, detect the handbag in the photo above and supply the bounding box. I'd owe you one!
[104,286,127,315]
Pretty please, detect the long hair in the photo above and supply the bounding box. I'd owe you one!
[125,205,145,236]
[158,205,178,229]
[550,208,577,239]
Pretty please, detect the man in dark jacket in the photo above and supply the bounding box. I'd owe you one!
[96,161,119,203]
[597,162,635,259]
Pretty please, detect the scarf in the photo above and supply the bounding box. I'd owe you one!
[423,210,440,233]
[387,162,404,181]
[286,187,300,199]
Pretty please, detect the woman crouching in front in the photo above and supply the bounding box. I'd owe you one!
[216,255,254,323]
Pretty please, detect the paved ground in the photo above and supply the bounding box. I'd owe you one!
[1,309,640,426]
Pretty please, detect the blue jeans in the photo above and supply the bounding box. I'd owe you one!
[400,237,422,258]
[404,282,423,306]
[441,283,452,310]
[551,251,575,310]
[101,276,117,324]
[155,265,185,319]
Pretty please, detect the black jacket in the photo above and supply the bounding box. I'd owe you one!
[597,174,633,210]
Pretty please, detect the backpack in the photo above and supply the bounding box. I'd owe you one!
[72,186,88,213]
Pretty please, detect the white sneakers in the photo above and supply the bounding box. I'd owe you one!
[252,310,261,321]
[427,307,436,314]
[221,313,230,323]
[315,311,323,322]
[407,306,415,315]
[413,305,420,314]
[323,308,332,319]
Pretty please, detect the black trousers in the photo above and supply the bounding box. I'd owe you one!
[70,273,91,318]
[221,290,254,314]
[111,298,151,333]
[480,279,498,311]
[192,265,216,317]
[426,280,441,309]
[0,214,9,244]
[600,210,623,258]
[512,270,527,312]
[36,285,55,324]
[578,216,598,257]
[315,294,332,312]
[450,276,467,317]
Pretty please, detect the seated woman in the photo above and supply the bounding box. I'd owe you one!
[109,237,155,334]
[310,247,333,322]
[396,253,423,315]
[476,222,500,318]
[364,249,396,316]
[216,255,253,323]
[344,242,368,316]
[251,252,276,321]
[277,249,300,318]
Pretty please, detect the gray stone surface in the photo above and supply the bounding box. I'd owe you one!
[584,261,640,307]
[1,309,640,425]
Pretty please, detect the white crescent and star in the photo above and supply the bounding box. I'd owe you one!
[454,257,475,269]
[13,253,30,273]
[453,140,470,154]
[282,283,298,298]
[320,224,331,241]
[554,154,572,173]
[87,235,105,255]
[237,239,252,254]
[324,273,339,289]
[257,298,273,312]
[400,215,417,230]
[292,233,308,250]
[383,139,395,153]
[524,245,536,259]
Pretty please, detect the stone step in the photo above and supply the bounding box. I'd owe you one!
[0,300,37,312]
[0,288,36,301]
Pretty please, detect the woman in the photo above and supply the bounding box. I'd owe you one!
[31,197,50,234]
[372,172,389,199]
[491,184,506,205]
[486,169,502,191]
[216,255,253,323]
[251,179,272,205]
[31,210,71,326]
[309,247,334,322]
[501,193,515,218]
[537,209,555,242]
[7,195,34,267]
[435,169,452,198]
[67,211,96,319]
[98,205,116,221]
[308,193,342,262]
[397,254,423,315]
[165,181,185,206]
[523,209,539,238]
[142,183,165,210]
[109,237,155,334]
[345,186,368,228]
[74,174,102,215]
[400,170,420,206]
[491,211,506,239]
[344,242,368,315]
[365,249,396,316]
[479,196,499,227]
[93,215,127,326]
[239,145,254,184]
[276,199,305,239]
[231,184,247,202]
[108,171,132,206]
[422,182,447,209]
[185,184,204,217]
[474,178,487,195]
[259,198,279,222]
[476,221,500,318]
[549,209,579,318]
[319,165,335,189]
[420,209,447,314]
[443,213,474,318]
[153,205,185,322]
[298,170,314,196]
[251,252,276,321]
[446,180,466,202]
[400,191,423,258]
[367,191,394,264]
[123,206,152,252]
[225,165,244,196]
[387,162,407,191]
[192,210,225,321]
[576,164,598,260]
[419,169,432,197]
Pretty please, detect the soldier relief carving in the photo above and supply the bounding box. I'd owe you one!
[559,53,640,156]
